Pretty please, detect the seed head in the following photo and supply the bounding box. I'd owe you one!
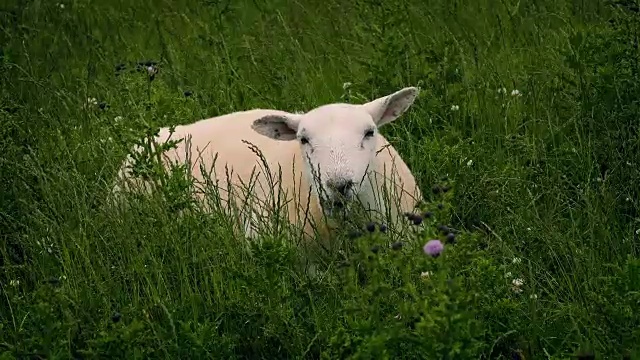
[184,90,192,97]
[379,223,387,233]
[446,232,456,243]
[437,203,444,210]
[423,239,444,257]
[412,215,423,226]
[423,211,433,219]
[348,230,363,239]
[391,241,403,250]
[432,185,442,194]
[365,221,376,233]
[112,312,122,323]
[370,245,380,254]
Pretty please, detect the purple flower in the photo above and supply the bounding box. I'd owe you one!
[423,239,444,257]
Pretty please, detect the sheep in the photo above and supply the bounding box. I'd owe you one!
[113,87,423,240]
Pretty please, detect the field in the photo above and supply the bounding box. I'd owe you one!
[2,0,640,358]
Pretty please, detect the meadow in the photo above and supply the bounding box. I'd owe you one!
[2,0,640,358]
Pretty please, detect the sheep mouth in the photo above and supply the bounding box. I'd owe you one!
[320,196,354,218]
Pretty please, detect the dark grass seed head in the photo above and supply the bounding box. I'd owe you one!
[432,185,442,194]
[391,241,403,250]
[365,221,376,233]
[404,211,416,220]
[437,225,450,234]
[112,312,122,323]
[184,90,193,97]
[437,203,444,210]
[379,223,387,233]
[423,211,433,219]
[370,245,380,254]
[412,215,423,226]
[446,232,456,243]
[442,185,451,193]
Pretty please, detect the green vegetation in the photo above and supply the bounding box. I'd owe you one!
[2,0,640,358]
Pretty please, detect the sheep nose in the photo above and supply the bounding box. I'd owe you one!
[328,179,354,196]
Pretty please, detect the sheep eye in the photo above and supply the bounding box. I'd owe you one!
[364,129,375,138]
[300,136,309,145]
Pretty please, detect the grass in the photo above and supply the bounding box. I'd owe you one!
[1,0,640,358]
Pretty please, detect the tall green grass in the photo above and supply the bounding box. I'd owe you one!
[1,0,640,358]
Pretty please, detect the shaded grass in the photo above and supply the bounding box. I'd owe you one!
[1,0,640,358]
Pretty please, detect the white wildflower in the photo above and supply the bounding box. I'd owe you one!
[9,279,19,287]
[498,87,507,94]
[511,89,522,97]
[420,271,433,279]
[114,116,123,122]
[87,97,98,106]
[342,82,352,90]
[512,257,522,264]
[466,159,473,166]
[505,272,512,278]
[530,294,538,299]
[451,105,460,111]
[59,3,65,8]
[511,278,524,294]
[527,227,531,231]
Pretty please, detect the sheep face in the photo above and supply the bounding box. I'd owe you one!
[251,87,419,215]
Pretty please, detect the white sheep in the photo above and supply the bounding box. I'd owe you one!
[113,87,423,239]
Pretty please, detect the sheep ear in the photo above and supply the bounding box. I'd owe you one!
[251,113,302,141]
[361,87,420,127]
